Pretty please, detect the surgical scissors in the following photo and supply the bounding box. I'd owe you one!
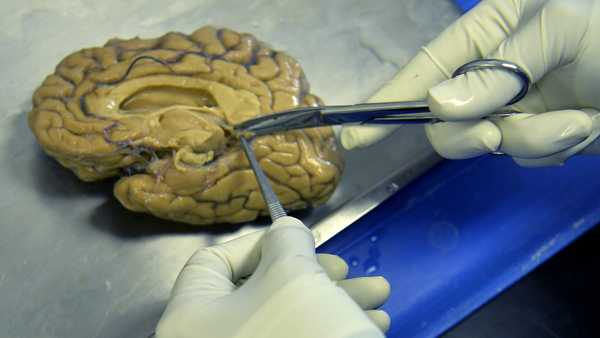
[235,59,530,137]
[238,59,530,221]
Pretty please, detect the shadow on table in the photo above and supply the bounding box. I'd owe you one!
[5,111,114,199]
[89,197,266,238]
[4,111,269,238]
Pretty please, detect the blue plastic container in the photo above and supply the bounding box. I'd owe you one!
[319,155,600,337]
[453,0,480,12]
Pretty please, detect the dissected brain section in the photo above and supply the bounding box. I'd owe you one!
[28,26,343,225]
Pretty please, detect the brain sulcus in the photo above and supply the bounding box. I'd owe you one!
[28,26,344,225]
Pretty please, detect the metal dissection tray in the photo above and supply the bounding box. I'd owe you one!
[0,1,459,337]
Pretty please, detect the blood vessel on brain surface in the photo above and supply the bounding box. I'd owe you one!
[28,26,344,226]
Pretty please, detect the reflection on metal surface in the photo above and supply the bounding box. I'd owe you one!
[314,151,439,247]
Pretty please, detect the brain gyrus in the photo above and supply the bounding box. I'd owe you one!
[28,26,344,225]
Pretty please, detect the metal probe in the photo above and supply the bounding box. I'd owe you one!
[239,137,287,222]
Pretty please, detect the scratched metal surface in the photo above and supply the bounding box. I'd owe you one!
[0,1,459,337]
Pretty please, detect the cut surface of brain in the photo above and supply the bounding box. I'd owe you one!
[28,26,344,225]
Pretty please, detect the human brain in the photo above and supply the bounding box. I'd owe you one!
[28,26,343,225]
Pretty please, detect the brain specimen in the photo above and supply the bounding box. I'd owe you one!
[28,26,343,225]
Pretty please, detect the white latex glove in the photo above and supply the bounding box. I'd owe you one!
[155,216,391,338]
[342,0,600,167]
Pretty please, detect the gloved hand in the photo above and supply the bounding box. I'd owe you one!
[155,216,391,338]
[342,0,600,167]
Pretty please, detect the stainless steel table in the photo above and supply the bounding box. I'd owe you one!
[0,1,458,337]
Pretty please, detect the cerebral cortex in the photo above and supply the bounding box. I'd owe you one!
[28,26,344,225]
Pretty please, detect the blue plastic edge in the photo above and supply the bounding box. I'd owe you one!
[453,0,480,12]
[318,155,600,337]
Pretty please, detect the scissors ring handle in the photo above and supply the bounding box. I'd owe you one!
[452,59,531,106]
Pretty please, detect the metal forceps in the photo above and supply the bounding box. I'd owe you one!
[239,137,287,222]
[238,59,531,221]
